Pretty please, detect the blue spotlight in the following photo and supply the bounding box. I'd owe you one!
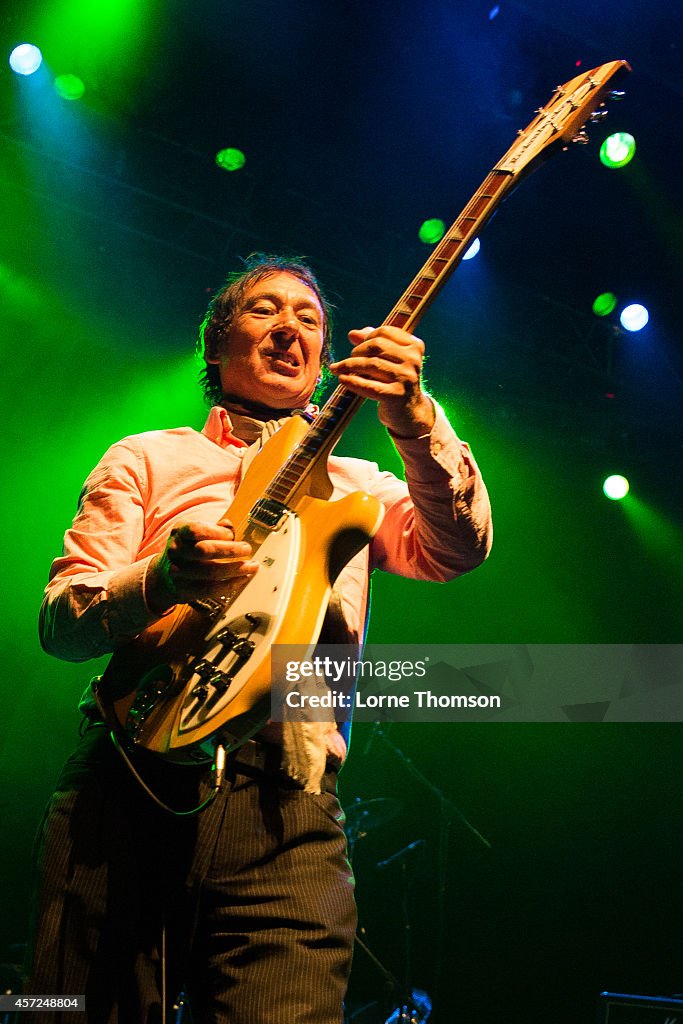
[463,238,480,261]
[620,303,649,332]
[9,43,43,76]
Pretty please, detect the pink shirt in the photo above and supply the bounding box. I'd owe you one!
[40,406,492,662]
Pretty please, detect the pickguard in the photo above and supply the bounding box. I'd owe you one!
[177,511,301,734]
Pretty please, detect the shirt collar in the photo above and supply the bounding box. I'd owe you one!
[201,403,319,450]
[201,406,248,449]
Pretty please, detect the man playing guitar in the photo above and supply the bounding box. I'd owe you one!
[29,254,491,1022]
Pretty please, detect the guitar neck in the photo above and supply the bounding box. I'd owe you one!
[264,58,631,505]
[264,169,514,506]
[385,169,512,333]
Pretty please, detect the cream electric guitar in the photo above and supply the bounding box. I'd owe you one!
[95,59,631,762]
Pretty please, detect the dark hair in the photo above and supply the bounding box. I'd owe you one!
[197,253,335,407]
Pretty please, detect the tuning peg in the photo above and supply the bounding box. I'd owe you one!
[572,130,590,144]
[589,109,609,122]
[608,90,625,100]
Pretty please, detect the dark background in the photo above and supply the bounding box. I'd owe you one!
[0,1,681,1021]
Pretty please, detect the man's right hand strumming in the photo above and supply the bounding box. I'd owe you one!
[146,520,259,613]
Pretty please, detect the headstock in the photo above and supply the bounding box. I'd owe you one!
[495,59,632,179]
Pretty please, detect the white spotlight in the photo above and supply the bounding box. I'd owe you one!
[9,43,43,76]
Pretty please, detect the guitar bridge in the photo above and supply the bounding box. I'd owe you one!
[125,665,175,741]
[189,597,226,618]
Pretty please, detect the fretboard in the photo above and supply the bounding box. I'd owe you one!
[384,170,512,332]
[259,58,632,506]
[264,169,514,506]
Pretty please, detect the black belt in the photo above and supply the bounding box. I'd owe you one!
[84,721,340,789]
[228,738,283,774]
[228,739,342,789]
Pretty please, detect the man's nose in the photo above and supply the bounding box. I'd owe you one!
[271,313,298,343]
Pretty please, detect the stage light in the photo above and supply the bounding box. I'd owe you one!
[603,475,630,501]
[9,43,43,76]
[215,147,245,171]
[620,303,649,332]
[54,74,85,100]
[418,218,445,244]
[600,132,636,169]
[592,292,617,317]
[463,238,480,261]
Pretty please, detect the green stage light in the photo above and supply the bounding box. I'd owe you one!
[600,132,636,169]
[592,292,617,317]
[603,475,630,501]
[54,73,85,100]
[418,218,445,244]
[9,43,43,75]
[30,0,155,112]
[215,147,246,171]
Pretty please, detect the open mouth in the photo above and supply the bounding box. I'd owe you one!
[267,352,300,374]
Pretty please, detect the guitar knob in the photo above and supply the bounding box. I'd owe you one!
[232,638,255,658]
[608,90,625,100]
[589,109,609,122]
[209,671,230,693]
[216,627,238,647]
[572,130,590,144]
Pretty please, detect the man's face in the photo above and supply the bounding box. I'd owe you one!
[210,271,325,409]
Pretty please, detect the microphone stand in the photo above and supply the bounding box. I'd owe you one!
[350,927,403,1022]
[372,725,491,1009]
[376,840,427,991]
[401,861,411,990]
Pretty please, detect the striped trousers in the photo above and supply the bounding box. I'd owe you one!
[26,726,356,1024]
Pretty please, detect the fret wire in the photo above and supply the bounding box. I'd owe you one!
[384,172,511,331]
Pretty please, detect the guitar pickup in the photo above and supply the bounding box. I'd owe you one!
[249,497,289,531]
